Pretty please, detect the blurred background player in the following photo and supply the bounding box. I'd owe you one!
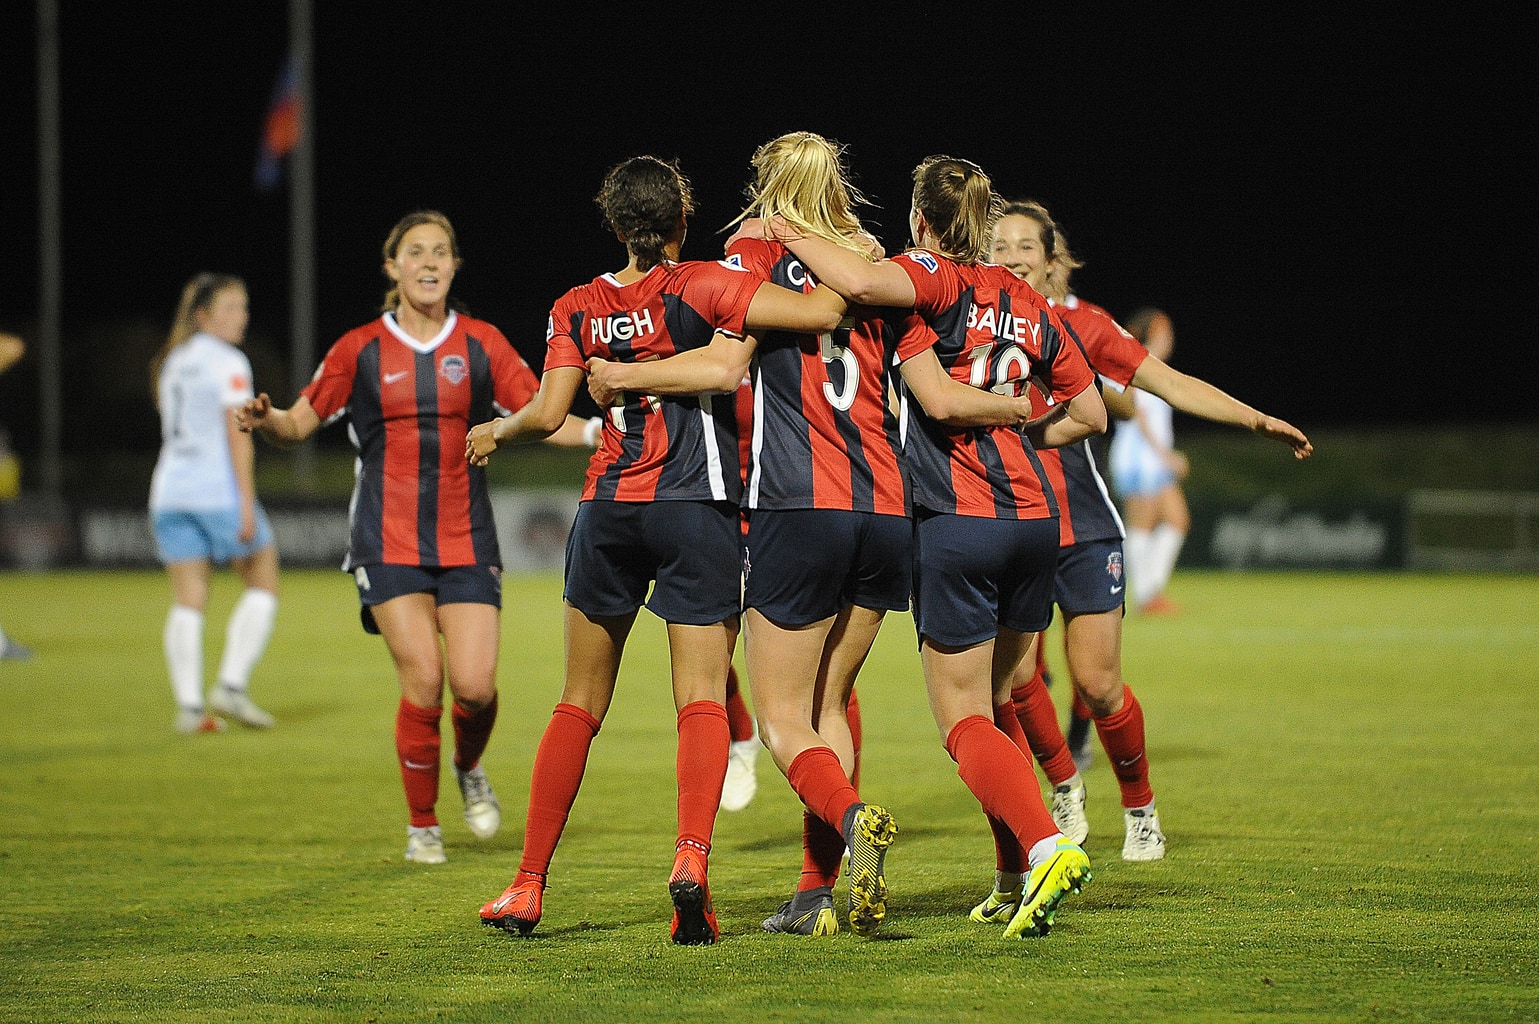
[147,274,278,733]
[757,154,1106,938]
[988,202,1311,874]
[1109,308,1190,616]
[0,331,32,661]
[240,211,585,864]
[470,156,847,944]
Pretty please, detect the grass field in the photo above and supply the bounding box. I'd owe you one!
[1,568,1536,1023]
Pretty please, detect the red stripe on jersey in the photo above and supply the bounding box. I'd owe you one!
[608,411,669,502]
[801,344,855,509]
[380,343,420,564]
[435,351,475,565]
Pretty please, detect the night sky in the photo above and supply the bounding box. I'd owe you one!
[0,6,1529,455]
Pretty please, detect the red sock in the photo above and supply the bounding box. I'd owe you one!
[944,715,1058,850]
[676,700,729,852]
[1094,686,1155,808]
[846,688,863,790]
[786,745,861,833]
[519,703,601,877]
[724,666,755,743]
[396,698,442,828]
[800,810,846,891]
[987,813,1026,874]
[451,691,498,772]
[1010,674,1076,786]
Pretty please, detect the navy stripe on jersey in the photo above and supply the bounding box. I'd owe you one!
[347,338,385,568]
[413,347,440,564]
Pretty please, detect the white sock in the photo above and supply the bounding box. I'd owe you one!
[1027,833,1065,867]
[1147,524,1187,597]
[164,605,205,710]
[217,588,277,692]
[1123,529,1157,607]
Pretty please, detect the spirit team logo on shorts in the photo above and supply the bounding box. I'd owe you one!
[439,354,468,386]
[1106,551,1123,585]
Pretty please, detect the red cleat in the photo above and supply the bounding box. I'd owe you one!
[480,878,542,937]
[1138,594,1181,617]
[668,844,719,945]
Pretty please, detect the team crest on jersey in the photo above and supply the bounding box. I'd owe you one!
[723,253,744,269]
[1106,551,1124,583]
[439,354,468,386]
[908,250,939,274]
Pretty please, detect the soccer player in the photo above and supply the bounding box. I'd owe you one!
[148,274,279,733]
[984,202,1310,881]
[741,154,1106,938]
[590,133,1049,938]
[239,211,589,864]
[1110,308,1191,615]
[0,331,33,662]
[468,155,848,945]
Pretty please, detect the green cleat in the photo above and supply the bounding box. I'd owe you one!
[969,885,1023,924]
[844,803,898,937]
[1003,838,1091,938]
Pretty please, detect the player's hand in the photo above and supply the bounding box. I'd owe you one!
[236,393,272,433]
[238,507,257,544]
[1258,416,1314,459]
[1167,449,1191,480]
[586,357,622,407]
[466,420,500,467]
[723,218,764,253]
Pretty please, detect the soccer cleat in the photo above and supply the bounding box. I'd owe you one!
[404,825,447,864]
[1138,594,1181,617]
[762,891,839,936]
[455,763,501,840]
[1003,838,1091,938]
[969,885,1023,925]
[480,878,543,936]
[208,685,275,728]
[844,803,898,937]
[1122,806,1167,862]
[1051,778,1090,845]
[668,845,719,945]
[719,737,760,812]
[175,707,226,734]
[1065,713,1095,772]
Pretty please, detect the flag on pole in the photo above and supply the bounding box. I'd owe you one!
[255,56,301,192]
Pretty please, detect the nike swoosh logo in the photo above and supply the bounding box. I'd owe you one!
[403,759,434,770]
[1110,586,1123,594]
[384,370,410,384]
[490,893,517,914]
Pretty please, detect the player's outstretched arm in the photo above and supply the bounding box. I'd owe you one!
[467,366,582,465]
[238,393,321,448]
[1130,357,1312,458]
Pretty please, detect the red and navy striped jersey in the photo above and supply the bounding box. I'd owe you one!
[726,238,910,516]
[892,252,1096,520]
[1035,295,1151,545]
[544,260,760,503]
[302,311,539,570]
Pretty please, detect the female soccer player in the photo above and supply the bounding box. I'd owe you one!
[468,155,852,945]
[983,203,1310,892]
[148,274,279,734]
[742,155,1107,938]
[588,132,1048,938]
[239,211,587,864]
[1110,308,1192,615]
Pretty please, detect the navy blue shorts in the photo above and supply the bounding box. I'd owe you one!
[353,563,503,635]
[743,508,912,627]
[911,511,1060,647]
[1054,537,1128,616]
[563,499,741,625]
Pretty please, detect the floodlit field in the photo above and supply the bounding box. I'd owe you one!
[1,568,1535,1023]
